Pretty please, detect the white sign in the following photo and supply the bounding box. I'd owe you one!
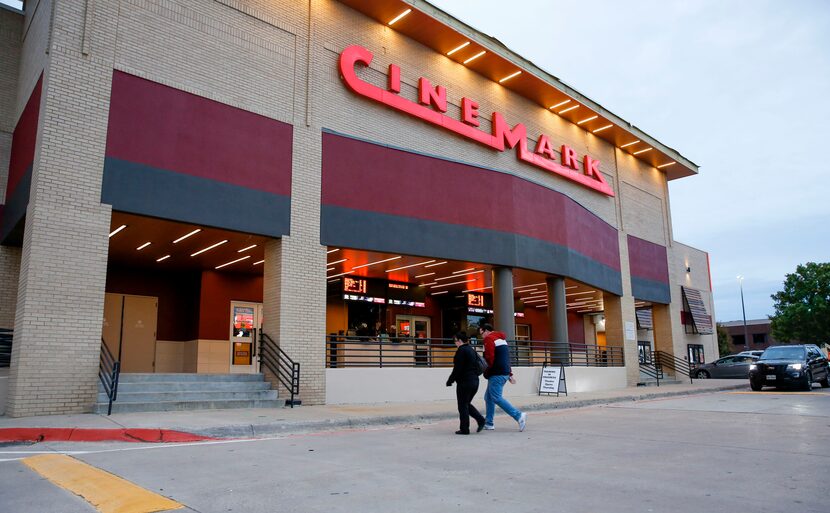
[539,365,562,394]
[625,321,636,341]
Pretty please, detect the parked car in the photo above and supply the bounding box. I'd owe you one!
[749,344,830,391]
[693,355,758,379]
[737,350,764,358]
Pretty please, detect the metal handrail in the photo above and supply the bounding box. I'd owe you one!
[98,339,121,415]
[0,328,12,368]
[259,332,300,407]
[638,361,663,386]
[325,336,625,368]
[654,350,694,384]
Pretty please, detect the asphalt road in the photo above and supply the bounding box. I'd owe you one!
[1,387,828,513]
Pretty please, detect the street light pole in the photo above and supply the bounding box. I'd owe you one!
[737,275,749,351]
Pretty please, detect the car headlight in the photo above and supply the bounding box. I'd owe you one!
[749,364,757,371]
[787,363,803,370]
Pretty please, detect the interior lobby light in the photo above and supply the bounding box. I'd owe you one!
[549,99,571,110]
[447,41,470,56]
[463,51,486,64]
[386,260,435,272]
[352,255,401,270]
[620,140,640,149]
[558,105,579,114]
[156,255,170,262]
[136,242,151,251]
[577,115,598,125]
[592,124,613,134]
[109,225,127,238]
[216,255,250,269]
[632,147,653,155]
[191,240,228,257]
[173,228,201,243]
[498,71,522,83]
[237,244,257,253]
[387,8,411,26]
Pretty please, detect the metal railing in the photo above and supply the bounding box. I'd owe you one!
[654,350,694,384]
[259,332,300,407]
[98,339,121,416]
[324,336,625,368]
[638,360,663,386]
[0,328,11,368]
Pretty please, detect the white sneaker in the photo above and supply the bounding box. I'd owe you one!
[518,412,527,432]
[483,424,495,431]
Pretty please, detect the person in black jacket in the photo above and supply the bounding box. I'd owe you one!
[446,332,486,435]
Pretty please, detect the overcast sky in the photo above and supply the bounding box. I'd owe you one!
[2,0,827,321]
[431,0,830,322]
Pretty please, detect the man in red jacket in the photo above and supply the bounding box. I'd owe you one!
[480,323,526,431]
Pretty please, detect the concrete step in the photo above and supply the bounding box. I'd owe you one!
[116,373,265,383]
[93,398,285,414]
[637,378,684,387]
[98,390,279,403]
[100,381,272,393]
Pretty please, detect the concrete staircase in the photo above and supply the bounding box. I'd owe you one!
[94,373,283,414]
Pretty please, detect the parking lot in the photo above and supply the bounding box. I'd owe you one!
[1,387,828,513]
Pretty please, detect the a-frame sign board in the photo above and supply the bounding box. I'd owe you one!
[538,362,568,397]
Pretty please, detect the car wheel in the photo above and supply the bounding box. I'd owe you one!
[696,370,710,379]
[802,372,812,391]
[820,375,830,388]
[750,380,763,391]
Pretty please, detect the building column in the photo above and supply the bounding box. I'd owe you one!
[491,266,515,339]
[546,276,568,363]
[261,125,326,406]
[6,51,114,416]
[603,292,638,385]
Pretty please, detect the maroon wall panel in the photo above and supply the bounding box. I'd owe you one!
[105,71,292,196]
[627,235,670,284]
[198,271,263,340]
[6,75,41,201]
[322,133,619,271]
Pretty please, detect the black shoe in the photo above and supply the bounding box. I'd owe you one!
[476,422,485,433]
[455,430,470,435]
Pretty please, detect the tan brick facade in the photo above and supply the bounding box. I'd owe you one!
[0,0,716,415]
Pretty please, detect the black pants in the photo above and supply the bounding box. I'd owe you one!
[456,380,485,433]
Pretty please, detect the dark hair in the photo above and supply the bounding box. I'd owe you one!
[454,331,468,343]
[479,323,493,332]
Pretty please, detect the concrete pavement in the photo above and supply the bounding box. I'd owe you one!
[0,380,747,440]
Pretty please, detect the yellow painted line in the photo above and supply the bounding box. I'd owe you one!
[22,454,182,513]
[727,391,824,396]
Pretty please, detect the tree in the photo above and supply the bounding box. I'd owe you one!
[716,323,730,356]
[770,262,830,347]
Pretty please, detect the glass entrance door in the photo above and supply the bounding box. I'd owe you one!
[230,301,262,374]
[396,315,431,366]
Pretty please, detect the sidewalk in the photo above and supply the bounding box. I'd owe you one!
[0,380,746,441]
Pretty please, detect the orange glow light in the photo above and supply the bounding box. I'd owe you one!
[388,8,411,26]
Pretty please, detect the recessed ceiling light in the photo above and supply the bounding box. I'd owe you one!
[424,261,448,268]
[216,255,251,269]
[109,225,127,238]
[447,41,470,56]
[549,99,571,110]
[156,255,170,262]
[136,242,151,251]
[632,147,653,155]
[237,245,257,253]
[463,51,486,64]
[415,272,435,278]
[620,140,640,149]
[191,240,228,257]
[498,71,522,84]
[592,124,613,133]
[577,115,598,125]
[386,260,436,272]
[351,256,402,270]
[431,279,475,288]
[173,228,201,244]
[431,290,449,296]
[328,258,347,265]
[253,260,264,265]
[558,105,579,114]
[657,161,676,168]
[327,248,340,254]
[388,8,411,26]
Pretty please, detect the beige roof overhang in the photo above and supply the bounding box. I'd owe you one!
[337,0,699,180]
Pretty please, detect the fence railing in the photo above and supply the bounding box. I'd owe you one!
[325,336,624,368]
[259,332,300,407]
[654,350,694,384]
[98,339,121,416]
[0,328,11,368]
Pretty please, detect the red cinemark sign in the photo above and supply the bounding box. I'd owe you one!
[339,45,614,196]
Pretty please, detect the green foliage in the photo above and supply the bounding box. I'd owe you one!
[770,262,830,347]
[716,323,730,356]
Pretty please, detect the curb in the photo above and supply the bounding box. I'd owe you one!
[0,428,215,443]
[188,383,749,439]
